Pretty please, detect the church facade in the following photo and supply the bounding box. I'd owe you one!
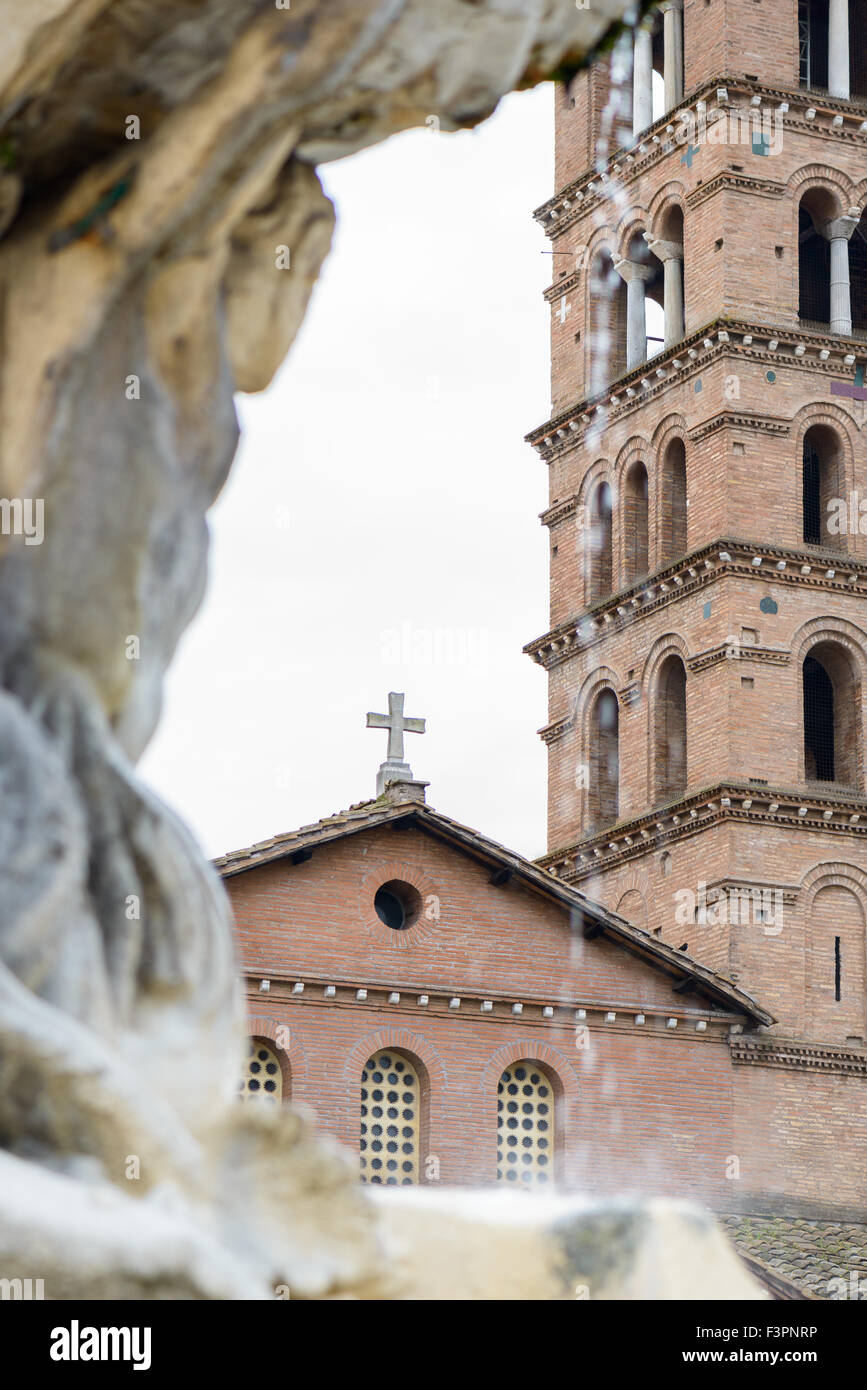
[220,774,772,1202]
[218,0,867,1294]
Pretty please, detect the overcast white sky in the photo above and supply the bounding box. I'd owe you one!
[141,87,555,863]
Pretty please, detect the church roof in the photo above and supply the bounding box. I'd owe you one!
[214,789,774,1027]
[721,1215,867,1300]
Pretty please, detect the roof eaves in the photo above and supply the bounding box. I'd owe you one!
[214,800,774,1026]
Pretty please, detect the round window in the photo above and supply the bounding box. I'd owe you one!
[374,879,422,931]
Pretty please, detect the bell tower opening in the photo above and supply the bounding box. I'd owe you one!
[803,642,860,790]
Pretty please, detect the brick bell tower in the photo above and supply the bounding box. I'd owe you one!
[527,0,867,1057]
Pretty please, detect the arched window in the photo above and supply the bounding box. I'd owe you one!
[588,688,619,829]
[654,655,687,802]
[587,481,613,603]
[802,424,842,547]
[360,1049,420,1186]
[803,642,861,788]
[240,1038,283,1103]
[623,461,649,585]
[659,438,687,566]
[496,1061,556,1187]
[799,191,832,324]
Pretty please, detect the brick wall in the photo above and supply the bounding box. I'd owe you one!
[538,4,867,1038]
[225,817,867,1215]
[531,0,867,1215]
[227,823,743,1203]
[242,993,739,1200]
[230,824,688,1012]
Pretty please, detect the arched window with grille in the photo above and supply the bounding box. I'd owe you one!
[496,1061,556,1187]
[802,425,843,547]
[240,1038,283,1103]
[803,642,861,789]
[799,192,832,325]
[654,655,687,802]
[360,1050,420,1186]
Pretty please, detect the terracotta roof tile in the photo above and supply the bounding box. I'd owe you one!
[722,1216,867,1299]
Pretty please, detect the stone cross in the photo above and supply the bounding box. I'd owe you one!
[366,692,425,795]
[367,692,425,762]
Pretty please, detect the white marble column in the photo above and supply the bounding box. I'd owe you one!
[632,26,653,137]
[661,0,684,112]
[821,210,860,335]
[614,256,654,369]
[645,234,685,345]
[828,0,850,100]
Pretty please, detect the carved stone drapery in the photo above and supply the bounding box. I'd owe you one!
[0,0,639,1299]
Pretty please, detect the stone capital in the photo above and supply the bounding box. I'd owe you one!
[820,209,861,242]
[659,0,683,13]
[644,233,684,263]
[612,254,655,283]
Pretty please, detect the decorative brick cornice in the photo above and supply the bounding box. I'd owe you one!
[524,538,867,671]
[527,324,727,458]
[539,782,867,881]
[685,173,785,210]
[526,322,866,463]
[538,715,572,746]
[526,548,710,670]
[688,643,790,673]
[243,974,742,1035]
[539,494,579,529]
[707,878,800,908]
[688,411,791,443]
[543,271,581,303]
[535,77,867,238]
[731,1036,867,1077]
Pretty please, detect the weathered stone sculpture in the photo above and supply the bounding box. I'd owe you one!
[0,0,761,1299]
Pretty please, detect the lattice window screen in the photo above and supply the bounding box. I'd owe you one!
[240,1038,282,1102]
[360,1050,419,1185]
[497,1062,555,1186]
